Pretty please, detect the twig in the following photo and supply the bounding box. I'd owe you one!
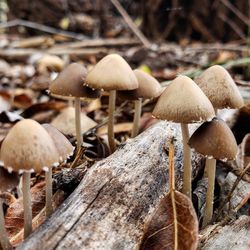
[212,163,250,222]
[0,19,89,40]
[218,12,246,40]
[110,0,151,48]
[219,0,249,25]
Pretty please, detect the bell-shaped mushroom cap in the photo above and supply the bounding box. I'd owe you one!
[85,54,138,91]
[49,63,100,99]
[195,65,244,109]
[189,118,237,160]
[152,75,215,123]
[42,124,74,163]
[0,119,59,173]
[118,69,163,100]
[0,167,19,193]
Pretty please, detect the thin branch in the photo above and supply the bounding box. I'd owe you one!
[110,0,151,48]
[0,19,89,40]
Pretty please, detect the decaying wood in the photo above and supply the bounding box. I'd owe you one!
[200,216,250,250]
[17,122,202,250]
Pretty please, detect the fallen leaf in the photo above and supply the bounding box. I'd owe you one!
[140,138,198,250]
[97,122,133,135]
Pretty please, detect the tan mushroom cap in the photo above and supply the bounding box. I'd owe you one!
[189,118,237,160]
[195,65,244,109]
[49,63,100,99]
[118,69,163,100]
[85,54,138,91]
[42,124,74,163]
[0,167,19,193]
[152,75,215,123]
[0,119,59,173]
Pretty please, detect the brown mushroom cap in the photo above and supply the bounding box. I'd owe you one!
[49,63,100,99]
[195,65,244,109]
[42,124,74,162]
[189,117,237,160]
[118,69,163,100]
[0,119,59,173]
[0,167,19,193]
[152,75,215,123]
[85,54,138,91]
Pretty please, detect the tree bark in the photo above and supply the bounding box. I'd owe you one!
[17,121,202,250]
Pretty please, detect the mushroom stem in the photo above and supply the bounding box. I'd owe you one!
[45,167,53,217]
[202,158,216,228]
[181,123,192,198]
[23,172,32,238]
[108,90,117,153]
[75,97,82,152]
[131,98,142,138]
[0,198,13,250]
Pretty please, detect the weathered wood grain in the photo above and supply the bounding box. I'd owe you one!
[17,121,202,250]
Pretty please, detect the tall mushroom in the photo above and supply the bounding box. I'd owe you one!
[189,118,237,227]
[152,75,215,198]
[49,63,100,152]
[85,54,138,153]
[118,69,162,137]
[0,168,19,250]
[0,119,59,238]
[42,124,74,217]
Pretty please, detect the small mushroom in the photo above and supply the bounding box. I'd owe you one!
[0,119,59,238]
[42,124,74,217]
[118,69,162,137]
[0,167,19,250]
[153,75,215,198]
[189,117,237,227]
[86,54,138,153]
[49,63,100,152]
[195,65,244,113]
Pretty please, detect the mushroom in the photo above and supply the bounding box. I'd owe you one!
[0,119,59,238]
[152,75,215,198]
[85,54,138,153]
[189,117,237,227]
[0,168,19,250]
[118,69,162,137]
[195,65,244,113]
[42,124,74,217]
[49,63,100,152]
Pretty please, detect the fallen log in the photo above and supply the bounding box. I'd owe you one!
[17,121,202,250]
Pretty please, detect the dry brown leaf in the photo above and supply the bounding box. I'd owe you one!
[97,122,133,135]
[5,181,46,238]
[140,139,198,250]
[20,101,67,118]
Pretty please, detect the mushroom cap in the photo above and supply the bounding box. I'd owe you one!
[0,167,19,193]
[85,54,138,91]
[42,124,74,163]
[195,65,244,109]
[152,75,215,123]
[118,69,163,100]
[0,119,59,173]
[49,63,100,99]
[189,118,238,160]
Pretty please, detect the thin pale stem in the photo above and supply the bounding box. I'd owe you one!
[75,97,82,152]
[45,168,53,217]
[181,123,192,198]
[131,99,142,138]
[108,90,116,153]
[0,198,13,250]
[23,172,32,238]
[202,158,216,228]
